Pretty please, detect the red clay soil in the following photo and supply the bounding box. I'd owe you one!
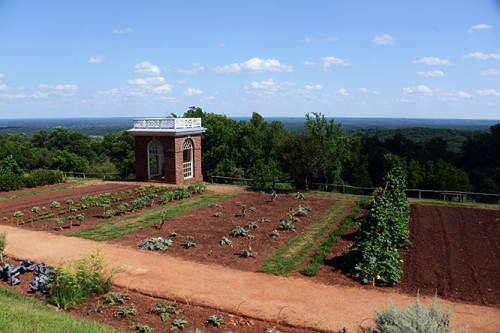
[297,204,500,307]
[110,192,336,272]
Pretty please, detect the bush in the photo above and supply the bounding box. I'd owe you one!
[48,250,122,309]
[360,293,468,333]
[0,173,26,191]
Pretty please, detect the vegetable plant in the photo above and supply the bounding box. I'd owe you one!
[0,231,6,263]
[67,215,75,228]
[212,212,223,217]
[171,318,188,330]
[239,205,247,217]
[295,205,308,216]
[277,220,296,231]
[50,201,61,208]
[271,230,280,238]
[260,217,270,223]
[105,291,130,305]
[102,209,116,219]
[248,206,256,212]
[231,226,249,237]
[13,211,23,217]
[294,192,305,200]
[241,235,256,258]
[136,324,155,332]
[117,203,130,214]
[65,199,73,205]
[75,213,85,225]
[208,203,222,208]
[140,237,173,251]
[55,218,65,230]
[270,190,278,202]
[183,236,197,248]
[246,221,258,229]
[157,210,168,229]
[206,314,226,328]
[31,206,41,212]
[115,305,136,318]
[68,206,78,212]
[220,236,233,248]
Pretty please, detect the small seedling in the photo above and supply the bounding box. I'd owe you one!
[260,217,271,223]
[248,206,256,212]
[87,300,106,315]
[271,230,280,238]
[55,218,65,230]
[207,203,222,208]
[220,236,233,248]
[212,212,223,217]
[294,192,305,200]
[241,235,257,258]
[183,236,197,248]
[102,209,116,219]
[140,237,173,251]
[65,199,74,205]
[115,305,136,318]
[264,327,282,333]
[277,220,296,231]
[13,211,23,217]
[136,324,155,332]
[246,221,258,229]
[105,291,130,306]
[170,231,177,237]
[31,206,41,212]
[270,190,278,202]
[231,226,249,237]
[206,314,226,327]
[239,205,247,217]
[171,318,188,330]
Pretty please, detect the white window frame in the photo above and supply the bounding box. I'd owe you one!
[147,139,163,178]
[183,139,193,179]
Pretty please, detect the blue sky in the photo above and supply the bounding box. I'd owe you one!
[0,0,499,119]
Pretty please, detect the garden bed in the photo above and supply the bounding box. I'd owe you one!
[294,204,500,307]
[110,192,336,272]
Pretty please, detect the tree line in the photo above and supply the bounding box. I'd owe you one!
[0,106,498,194]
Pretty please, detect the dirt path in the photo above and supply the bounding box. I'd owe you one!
[2,225,499,333]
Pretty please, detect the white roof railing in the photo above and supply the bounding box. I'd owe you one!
[132,118,202,130]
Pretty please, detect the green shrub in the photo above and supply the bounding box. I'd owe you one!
[0,231,6,263]
[360,293,468,333]
[0,173,26,191]
[48,250,122,309]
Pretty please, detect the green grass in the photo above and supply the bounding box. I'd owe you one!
[300,200,365,276]
[69,193,238,241]
[0,181,82,201]
[0,287,121,333]
[258,196,356,276]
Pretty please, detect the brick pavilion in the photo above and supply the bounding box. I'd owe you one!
[127,118,206,184]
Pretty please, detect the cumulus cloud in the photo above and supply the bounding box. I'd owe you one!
[373,34,396,45]
[89,56,106,64]
[184,88,203,95]
[112,28,134,34]
[468,24,492,33]
[152,84,173,94]
[476,89,500,96]
[38,84,78,90]
[481,68,500,76]
[305,84,323,90]
[402,85,436,95]
[133,61,161,75]
[212,57,293,73]
[413,57,451,66]
[244,78,293,97]
[402,85,472,101]
[336,88,349,96]
[462,52,500,60]
[127,77,165,85]
[304,56,351,70]
[177,63,206,75]
[417,70,444,77]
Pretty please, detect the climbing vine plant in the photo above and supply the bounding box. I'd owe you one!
[345,167,411,286]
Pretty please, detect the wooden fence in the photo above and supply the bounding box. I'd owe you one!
[210,175,500,203]
[24,169,121,180]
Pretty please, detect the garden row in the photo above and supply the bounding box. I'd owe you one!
[6,183,206,231]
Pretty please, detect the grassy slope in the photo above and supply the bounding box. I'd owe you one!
[258,195,356,276]
[69,193,238,241]
[0,287,120,333]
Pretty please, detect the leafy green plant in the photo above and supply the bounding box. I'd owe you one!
[208,203,222,208]
[212,212,223,217]
[140,237,173,251]
[68,206,78,212]
[246,221,258,229]
[360,293,468,333]
[171,318,188,330]
[271,230,280,238]
[117,203,130,214]
[231,226,249,237]
[67,215,75,228]
[157,210,168,229]
[75,213,85,225]
[87,300,106,315]
[48,250,122,309]
[295,205,309,216]
[115,305,136,318]
[105,291,130,306]
[345,167,411,286]
[264,327,282,333]
[270,190,278,202]
[65,199,74,205]
[31,206,41,212]
[241,235,257,258]
[206,314,226,327]
[239,204,247,217]
[13,211,23,217]
[55,218,65,230]
[148,193,159,207]
[183,236,197,248]
[0,231,6,263]
[260,217,271,223]
[102,209,116,219]
[220,236,233,248]
[50,201,61,208]
[148,302,179,321]
[136,324,155,332]
[248,206,256,212]
[277,220,296,231]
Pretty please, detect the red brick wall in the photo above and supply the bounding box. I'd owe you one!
[133,134,203,184]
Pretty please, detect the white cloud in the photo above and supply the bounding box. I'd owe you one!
[359,87,367,93]
[417,70,444,77]
[413,57,451,66]
[127,77,165,85]
[133,61,161,75]
[0,73,5,79]
[244,78,293,97]
[300,37,316,43]
[476,89,500,96]
[373,34,396,45]
[152,84,172,94]
[402,85,473,101]
[184,88,202,95]
[38,84,78,90]
[112,28,134,34]
[468,24,492,33]
[32,91,49,99]
[336,88,349,96]
[462,52,500,60]
[177,63,206,75]
[160,96,179,103]
[304,56,351,70]
[402,85,436,95]
[440,90,472,100]
[305,84,323,90]
[212,57,293,73]
[481,68,500,76]
[89,56,106,64]
[0,83,8,90]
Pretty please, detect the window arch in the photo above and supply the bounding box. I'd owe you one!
[183,139,193,179]
[148,139,163,178]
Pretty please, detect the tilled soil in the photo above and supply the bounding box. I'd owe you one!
[111,192,336,272]
[297,204,500,307]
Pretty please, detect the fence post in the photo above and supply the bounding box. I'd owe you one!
[211,176,214,184]
[418,190,421,199]
[342,185,346,194]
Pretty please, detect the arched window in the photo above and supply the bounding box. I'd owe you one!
[183,139,193,179]
[148,140,163,178]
